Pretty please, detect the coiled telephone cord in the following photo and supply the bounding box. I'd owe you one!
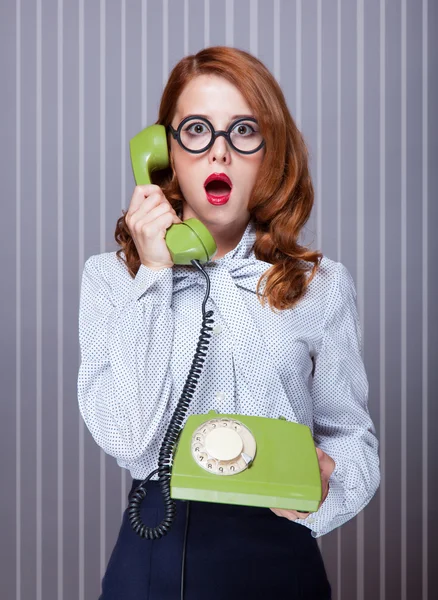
[127,257,214,552]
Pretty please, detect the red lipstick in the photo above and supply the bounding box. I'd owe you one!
[204,172,232,206]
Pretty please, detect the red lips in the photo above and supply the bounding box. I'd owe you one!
[204,172,233,206]
[204,172,233,188]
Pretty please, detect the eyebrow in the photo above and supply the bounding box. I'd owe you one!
[182,114,256,122]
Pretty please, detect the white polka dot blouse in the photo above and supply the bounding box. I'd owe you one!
[77,219,380,538]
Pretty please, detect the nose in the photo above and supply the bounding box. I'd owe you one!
[208,134,231,164]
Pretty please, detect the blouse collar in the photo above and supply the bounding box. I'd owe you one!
[211,219,257,264]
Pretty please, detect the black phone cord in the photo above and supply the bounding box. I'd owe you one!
[127,259,214,541]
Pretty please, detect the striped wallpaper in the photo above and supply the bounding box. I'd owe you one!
[0,1,436,599]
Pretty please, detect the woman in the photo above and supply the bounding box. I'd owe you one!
[78,46,380,599]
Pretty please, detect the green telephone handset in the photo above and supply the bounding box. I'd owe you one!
[127,124,322,541]
[129,124,217,264]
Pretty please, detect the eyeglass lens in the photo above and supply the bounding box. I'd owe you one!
[179,117,263,153]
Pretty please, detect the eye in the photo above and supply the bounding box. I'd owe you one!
[231,121,258,136]
[184,122,210,136]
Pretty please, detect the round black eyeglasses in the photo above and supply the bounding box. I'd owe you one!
[167,115,265,155]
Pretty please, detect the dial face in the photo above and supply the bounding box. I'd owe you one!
[191,418,257,475]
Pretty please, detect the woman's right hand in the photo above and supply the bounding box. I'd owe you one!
[125,184,183,271]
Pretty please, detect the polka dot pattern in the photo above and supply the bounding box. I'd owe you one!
[77,220,380,537]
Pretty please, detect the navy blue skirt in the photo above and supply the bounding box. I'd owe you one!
[100,479,331,600]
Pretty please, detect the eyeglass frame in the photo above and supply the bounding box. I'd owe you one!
[167,115,265,155]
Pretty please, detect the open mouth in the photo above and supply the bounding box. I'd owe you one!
[205,180,232,197]
[204,173,233,205]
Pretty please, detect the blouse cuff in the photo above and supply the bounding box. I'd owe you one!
[130,264,173,305]
[295,457,353,538]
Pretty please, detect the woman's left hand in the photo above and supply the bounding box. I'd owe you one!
[270,447,336,522]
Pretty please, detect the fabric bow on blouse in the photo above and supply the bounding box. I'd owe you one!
[172,238,300,425]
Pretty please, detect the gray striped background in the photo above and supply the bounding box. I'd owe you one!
[1,0,437,599]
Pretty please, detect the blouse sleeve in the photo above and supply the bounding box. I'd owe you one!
[77,255,175,466]
[296,262,380,538]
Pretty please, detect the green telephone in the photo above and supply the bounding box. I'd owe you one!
[171,411,321,511]
[127,124,322,540]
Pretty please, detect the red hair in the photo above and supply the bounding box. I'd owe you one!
[115,46,322,311]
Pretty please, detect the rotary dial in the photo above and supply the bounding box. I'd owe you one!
[191,418,256,475]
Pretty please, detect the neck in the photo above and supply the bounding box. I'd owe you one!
[205,222,249,260]
[181,208,250,261]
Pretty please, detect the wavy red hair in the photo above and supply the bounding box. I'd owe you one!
[115,46,322,311]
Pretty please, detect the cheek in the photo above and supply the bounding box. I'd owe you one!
[172,152,194,190]
[172,148,187,174]
[241,157,264,188]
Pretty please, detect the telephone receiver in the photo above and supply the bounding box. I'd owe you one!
[129,124,217,265]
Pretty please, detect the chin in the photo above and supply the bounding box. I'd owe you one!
[182,197,247,226]
[202,211,239,225]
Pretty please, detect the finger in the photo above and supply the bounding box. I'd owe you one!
[316,447,335,466]
[316,447,325,461]
[126,193,163,229]
[127,185,163,218]
[131,211,179,241]
[316,448,333,473]
[139,201,179,225]
[269,508,300,521]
